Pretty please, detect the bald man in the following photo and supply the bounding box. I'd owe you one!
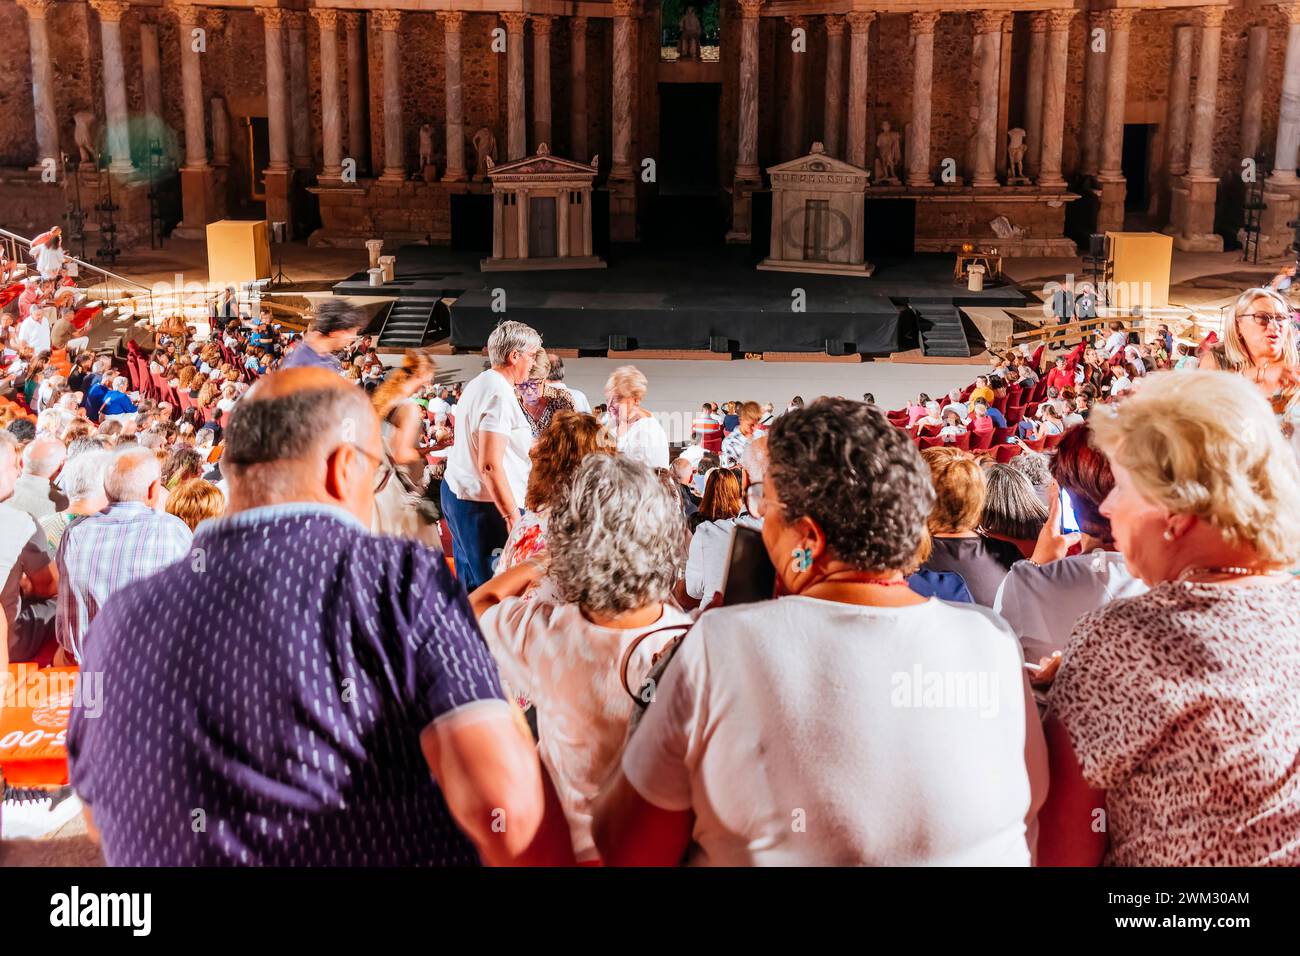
[67,368,573,867]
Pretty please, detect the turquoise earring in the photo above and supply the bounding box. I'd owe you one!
[791,546,814,572]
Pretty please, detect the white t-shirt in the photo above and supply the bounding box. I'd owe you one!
[685,514,762,608]
[427,396,451,426]
[993,551,1147,663]
[480,597,692,862]
[554,383,592,414]
[443,369,532,507]
[1105,330,1128,358]
[18,316,51,354]
[617,415,669,469]
[622,595,1038,866]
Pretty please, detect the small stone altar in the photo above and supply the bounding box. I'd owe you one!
[759,142,874,277]
[481,143,605,272]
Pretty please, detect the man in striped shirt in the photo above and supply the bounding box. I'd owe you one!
[55,446,192,662]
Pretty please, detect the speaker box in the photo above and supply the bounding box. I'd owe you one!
[709,336,731,353]
[825,339,852,356]
[608,334,629,351]
[1088,233,1105,259]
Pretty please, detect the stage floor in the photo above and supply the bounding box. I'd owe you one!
[333,245,1029,355]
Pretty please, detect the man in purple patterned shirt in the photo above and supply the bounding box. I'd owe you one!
[68,368,573,866]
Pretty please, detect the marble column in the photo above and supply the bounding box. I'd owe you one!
[172,3,214,237]
[845,11,873,169]
[1037,10,1074,190]
[906,11,939,187]
[1241,26,1269,162]
[376,10,404,181]
[1024,13,1048,179]
[139,20,164,126]
[91,0,134,175]
[570,17,589,160]
[344,13,369,175]
[728,0,762,241]
[211,96,231,167]
[783,16,807,160]
[610,3,633,177]
[1165,25,1194,178]
[258,6,291,224]
[1172,6,1225,251]
[17,0,60,169]
[287,13,314,171]
[1096,9,1134,232]
[970,11,1004,188]
[502,12,528,160]
[1263,3,1300,255]
[439,11,467,182]
[532,16,553,150]
[313,9,343,180]
[822,16,845,159]
[1080,10,1109,179]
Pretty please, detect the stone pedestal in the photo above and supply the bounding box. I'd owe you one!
[1171,175,1224,252]
[264,168,293,228]
[174,166,216,240]
[1258,187,1300,258]
[1093,177,1128,234]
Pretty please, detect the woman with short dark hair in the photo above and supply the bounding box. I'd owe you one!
[592,399,1046,866]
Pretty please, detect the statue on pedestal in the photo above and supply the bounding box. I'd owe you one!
[874,120,902,185]
[1007,128,1030,185]
[73,112,98,165]
[471,127,497,181]
[418,124,435,179]
[678,6,702,60]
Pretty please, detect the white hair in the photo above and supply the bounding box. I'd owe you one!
[740,437,768,483]
[103,447,160,503]
[112,376,129,391]
[21,436,65,477]
[486,320,542,367]
[60,449,112,501]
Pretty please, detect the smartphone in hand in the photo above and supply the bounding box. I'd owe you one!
[1059,487,1082,535]
[721,525,778,607]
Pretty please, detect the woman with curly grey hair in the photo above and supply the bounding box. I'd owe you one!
[470,454,691,863]
[593,398,1047,866]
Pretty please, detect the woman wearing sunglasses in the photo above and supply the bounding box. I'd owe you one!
[1199,287,1300,424]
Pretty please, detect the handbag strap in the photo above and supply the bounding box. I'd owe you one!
[619,623,693,701]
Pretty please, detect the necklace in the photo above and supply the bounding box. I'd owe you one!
[813,571,911,588]
[1174,565,1281,585]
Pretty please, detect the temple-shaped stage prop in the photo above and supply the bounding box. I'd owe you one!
[333,244,1028,357]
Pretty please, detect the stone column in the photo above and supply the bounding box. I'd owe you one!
[91,0,134,175]
[532,16,553,150]
[18,0,60,170]
[172,3,215,237]
[1165,25,1194,178]
[783,16,808,159]
[287,12,313,172]
[610,0,637,240]
[1241,26,1269,162]
[1263,3,1300,255]
[970,11,1004,188]
[313,9,344,180]
[1023,13,1048,179]
[728,0,763,241]
[906,11,940,187]
[517,189,530,259]
[845,11,873,169]
[139,19,164,126]
[344,13,369,175]
[211,97,231,167]
[375,10,404,182]
[822,16,845,158]
[1080,10,1109,179]
[258,6,291,223]
[1096,8,1135,232]
[502,12,528,160]
[557,189,570,257]
[439,11,467,182]
[1037,10,1074,190]
[570,17,589,159]
[1172,6,1225,251]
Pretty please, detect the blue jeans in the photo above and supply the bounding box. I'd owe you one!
[440,483,510,593]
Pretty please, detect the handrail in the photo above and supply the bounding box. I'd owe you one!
[0,225,153,295]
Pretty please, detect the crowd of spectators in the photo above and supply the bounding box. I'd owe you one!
[5,232,1300,868]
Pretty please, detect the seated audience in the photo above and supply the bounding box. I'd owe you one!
[605,365,669,469]
[164,478,226,531]
[979,462,1048,558]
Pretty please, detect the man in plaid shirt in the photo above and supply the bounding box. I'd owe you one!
[56,446,192,662]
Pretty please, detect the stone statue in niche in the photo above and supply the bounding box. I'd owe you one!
[73,112,98,165]
[471,127,497,181]
[418,124,435,180]
[874,120,902,185]
[678,6,702,60]
[210,96,231,167]
[1006,128,1030,184]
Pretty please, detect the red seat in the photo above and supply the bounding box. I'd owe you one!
[991,425,1015,446]
[969,428,995,451]
[1022,435,1047,452]
[995,443,1022,463]
[1004,406,1024,426]
[918,435,946,450]
[1043,431,1066,451]
[1023,401,1040,419]
[992,392,1009,415]
[951,431,972,450]
[917,423,941,439]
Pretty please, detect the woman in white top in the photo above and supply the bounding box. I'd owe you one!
[938,408,968,443]
[593,399,1047,866]
[912,400,943,433]
[604,365,669,468]
[472,454,691,863]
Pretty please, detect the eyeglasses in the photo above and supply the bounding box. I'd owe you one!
[1243,313,1291,329]
[337,442,391,493]
[745,481,785,519]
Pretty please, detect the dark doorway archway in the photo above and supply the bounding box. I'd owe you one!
[648,83,724,245]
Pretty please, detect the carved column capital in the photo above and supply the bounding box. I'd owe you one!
[1029,11,1050,35]
[909,11,940,37]
[373,9,402,32]
[283,10,307,30]
[500,10,528,32]
[1046,9,1076,33]
[340,11,362,32]
[16,0,57,20]
[737,0,764,20]
[311,8,339,31]
[973,10,1008,35]
[89,0,131,23]
[169,2,202,27]
[824,14,845,38]
[1199,6,1227,30]
[785,15,807,30]
[1099,8,1136,32]
[437,10,465,31]
[531,14,553,36]
[257,6,287,29]
[1285,2,1300,27]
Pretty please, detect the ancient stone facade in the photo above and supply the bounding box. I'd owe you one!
[1,1,1297,257]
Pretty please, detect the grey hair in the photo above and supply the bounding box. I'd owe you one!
[740,436,768,483]
[22,436,65,477]
[487,320,542,367]
[224,380,377,470]
[112,376,129,391]
[104,446,161,503]
[980,463,1048,541]
[60,449,113,502]
[1006,448,1052,499]
[547,455,686,615]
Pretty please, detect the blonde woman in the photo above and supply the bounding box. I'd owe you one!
[1040,371,1300,866]
[1199,287,1300,421]
[604,365,669,469]
[371,348,437,479]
